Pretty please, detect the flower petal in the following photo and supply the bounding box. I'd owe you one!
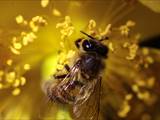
[139,0,160,13]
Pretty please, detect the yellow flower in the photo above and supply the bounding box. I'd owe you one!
[0,0,160,120]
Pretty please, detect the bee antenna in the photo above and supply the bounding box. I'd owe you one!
[80,31,95,40]
[99,36,109,42]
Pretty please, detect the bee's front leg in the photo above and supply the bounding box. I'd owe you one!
[53,64,71,80]
[54,74,68,79]
[64,64,70,72]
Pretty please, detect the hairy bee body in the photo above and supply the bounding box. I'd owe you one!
[80,53,105,79]
[47,53,104,102]
[44,31,108,120]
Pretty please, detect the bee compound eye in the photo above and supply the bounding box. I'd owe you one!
[82,40,93,50]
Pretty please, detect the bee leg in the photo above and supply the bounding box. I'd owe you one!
[53,64,71,81]
[64,64,70,72]
[75,38,82,49]
[54,74,69,79]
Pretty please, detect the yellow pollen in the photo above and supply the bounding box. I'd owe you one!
[126,20,135,27]
[0,70,4,76]
[100,24,112,36]
[142,48,149,55]
[57,64,64,70]
[118,101,131,118]
[20,77,26,86]
[88,19,96,30]
[147,77,155,88]
[24,64,31,70]
[125,94,133,101]
[123,42,130,48]
[6,59,13,66]
[132,84,139,92]
[108,42,114,52]
[12,88,21,96]
[0,83,3,89]
[13,79,20,87]
[13,42,22,50]
[137,91,150,100]
[56,16,74,39]
[52,8,61,17]
[60,42,65,48]
[146,56,154,64]
[66,50,75,59]
[41,0,49,8]
[136,80,146,87]
[6,72,16,83]
[15,15,24,24]
[126,43,138,60]
[10,46,20,55]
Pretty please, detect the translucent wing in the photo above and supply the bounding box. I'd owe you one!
[72,77,101,120]
[44,60,82,104]
[44,60,102,120]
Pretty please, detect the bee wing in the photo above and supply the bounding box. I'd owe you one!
[44,61,82,104]
[72,77,101,120]
[58,61,81,86]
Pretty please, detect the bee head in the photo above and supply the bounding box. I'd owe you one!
[75,31,109,57]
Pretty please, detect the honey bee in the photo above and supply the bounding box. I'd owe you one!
[44,31,109,120]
